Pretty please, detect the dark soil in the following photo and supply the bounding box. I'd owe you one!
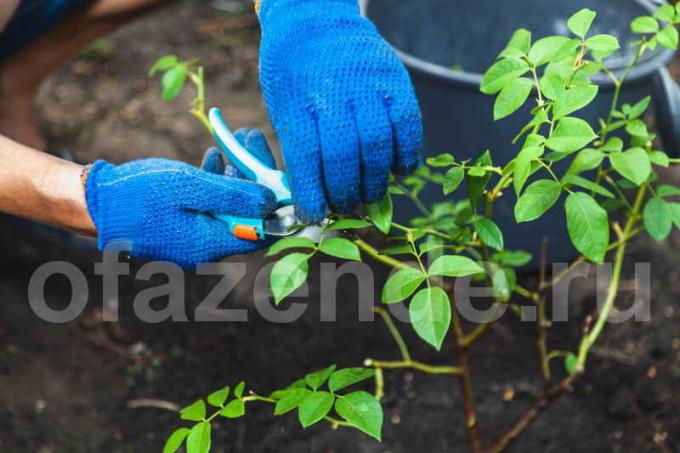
[0,1,679,452]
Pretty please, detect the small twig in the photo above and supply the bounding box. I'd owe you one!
[485,377,573,453]
[372,307,411,361]
[536,238,551,381]
[364,359,461,375]
[451,292,484,452]
[354,239,408,269]
[127,399,180,412]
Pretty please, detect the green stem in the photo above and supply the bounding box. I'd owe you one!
[574,184,646,372]
[372,307,411,361]
[600,42,647,143]
[354,239,408,269]
[189,68,212,134]
[365,358,462,375]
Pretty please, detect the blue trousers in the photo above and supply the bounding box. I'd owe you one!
[0,0,93,61]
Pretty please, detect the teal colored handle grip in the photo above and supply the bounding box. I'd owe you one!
[209,108,292,205]
[212,213,266,240]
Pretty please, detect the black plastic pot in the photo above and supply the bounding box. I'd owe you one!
[362,0,680,263]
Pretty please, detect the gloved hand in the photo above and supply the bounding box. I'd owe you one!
[85,130,278,268]
[258,0,423,222]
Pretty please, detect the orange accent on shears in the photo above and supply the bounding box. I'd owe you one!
[233,224,260,241]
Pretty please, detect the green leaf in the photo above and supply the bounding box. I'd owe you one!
[644,197,673,242]
[657,184,680,197]
[546,117,597,153]
[468,167,487,177]
[528,36,573,66]
[149,55,178,76]
[491,265,511,302]
[567,148,604,175]
[539,73,566,100]
[318,238,361,261]
[480,58,529,94]
[631,16,659,34]
[513,134,545,195]
[625,119,648,137]
[649,150,670,167]
[564,353,578,375]
[389,186,407,196]
[568,8,596,37]
[671,203,680,229]
[655,4,675,22]
[186,422,211,453]
[304,364,336,390]
[267,237,316,256]
[553,85,599,119]
[474,218,504,251]
[514,180,562,223]
[274,388,312,415]
[270,253,309,304]
[366,195,393,234]
[657,25,679,49]
[335,391,383,441]
[628,96,651,119]
[207,386,230,408]
[443,167,465,195]
[329,219,372,231]
[426,153,455,167]
[163,428,190,453]
[160,64,188,101]
[467,151,493,209]
[328,368,375,392]
[220,399,245,418]
[494,77,533,120]
[500,28,532,58]
[429,255,484,277]
[409,287,451,350]
[585,34,620,57]
[562,174,614,198]
[382,267,427,304]
[600,137,624,152]
[609,148,651,186]
[180,400,206,421]
[492,250,533,267]
[565,192,609,263]
[298,391,334,427]
[234,381,245,398]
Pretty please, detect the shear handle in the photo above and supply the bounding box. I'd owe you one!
[209,108,292,205]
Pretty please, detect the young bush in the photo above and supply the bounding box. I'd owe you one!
[152,6,680,452]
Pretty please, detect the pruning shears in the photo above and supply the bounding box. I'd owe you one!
[208,107,322,242]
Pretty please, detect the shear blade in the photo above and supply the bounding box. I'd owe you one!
[264,206,301,237]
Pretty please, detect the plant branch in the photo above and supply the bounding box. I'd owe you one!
[574,184,646,372]
[451,292,484,452]
[485,376,574,453]
[364,358,462,375]
[373,307,411,361]
[354,239,408,269]
[536,238,551,381]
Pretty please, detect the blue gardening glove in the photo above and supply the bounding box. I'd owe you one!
[85,144,277,268]
[201,128,278,179]
[258,0,423,222]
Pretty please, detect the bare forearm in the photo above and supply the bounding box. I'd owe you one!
[0,135,96,235]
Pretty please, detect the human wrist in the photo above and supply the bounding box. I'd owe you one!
[41,158,97,236]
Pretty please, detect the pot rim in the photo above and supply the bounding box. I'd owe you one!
[360,0,675,88]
